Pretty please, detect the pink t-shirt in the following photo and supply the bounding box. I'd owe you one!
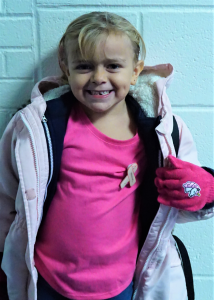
[34,102,146,299]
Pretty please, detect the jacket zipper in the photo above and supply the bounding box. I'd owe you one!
[20,111,39,221]
[42,116,54,203]
[133,149,171,299]
[133,208,172,299]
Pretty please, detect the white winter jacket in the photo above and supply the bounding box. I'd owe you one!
[0,64,213,300]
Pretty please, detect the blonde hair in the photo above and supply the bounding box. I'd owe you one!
[58,11,146,83]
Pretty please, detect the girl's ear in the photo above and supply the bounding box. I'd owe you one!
[131,60,144,85]
[60,61,70,77]
[58,44,70,77]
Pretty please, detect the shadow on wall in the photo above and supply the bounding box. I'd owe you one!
[16,47,61,108]
[40,48,62,80]
[0,48,62,138]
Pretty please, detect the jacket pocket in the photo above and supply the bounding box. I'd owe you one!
[26,192,38,246]
[25,188,36,201]
[2,215,28,300]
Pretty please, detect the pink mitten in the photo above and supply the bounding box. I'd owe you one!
[154,155,214,211]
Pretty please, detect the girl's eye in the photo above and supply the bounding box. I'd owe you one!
[108,64,120,69]
[76,64,92,70]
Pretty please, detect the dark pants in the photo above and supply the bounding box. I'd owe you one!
[37,273,133,300]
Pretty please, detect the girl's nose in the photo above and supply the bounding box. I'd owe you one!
[91,67,107,84]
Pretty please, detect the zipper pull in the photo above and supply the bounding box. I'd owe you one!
[42,115,47,122]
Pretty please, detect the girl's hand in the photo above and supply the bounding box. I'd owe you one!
[154,155,214,211]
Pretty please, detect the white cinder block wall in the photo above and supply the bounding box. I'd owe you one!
[0,0,213,299]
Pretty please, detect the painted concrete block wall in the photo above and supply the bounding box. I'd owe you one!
[0,0,213,299]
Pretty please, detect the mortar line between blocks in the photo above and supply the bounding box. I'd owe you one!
[35,1,43,80]
[32,0,39,82]
[35,4,214,12]
[1,47,33,52]
[0,78,34,82]
[0,108,18,113]
[2,0,6,13]
[172,106,214,111]
[1,52,6,77]
[194,275,214,280]
[0,15,33,19]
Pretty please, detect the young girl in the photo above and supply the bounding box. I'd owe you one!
[0,11,213,300]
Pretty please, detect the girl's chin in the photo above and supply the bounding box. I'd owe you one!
[82,103,113,114]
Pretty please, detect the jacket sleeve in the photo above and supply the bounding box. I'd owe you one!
[201,167,214,210]
[0,115,19,286]
[0,116,19,251]
[174,115,214,223]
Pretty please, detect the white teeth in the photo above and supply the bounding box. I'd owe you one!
[90,91,111,95]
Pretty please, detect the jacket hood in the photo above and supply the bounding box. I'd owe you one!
[31,64,174,130]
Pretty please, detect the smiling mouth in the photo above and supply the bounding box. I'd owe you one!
[87,90,112,95]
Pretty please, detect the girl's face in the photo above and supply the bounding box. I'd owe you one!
[65,33,144,118]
